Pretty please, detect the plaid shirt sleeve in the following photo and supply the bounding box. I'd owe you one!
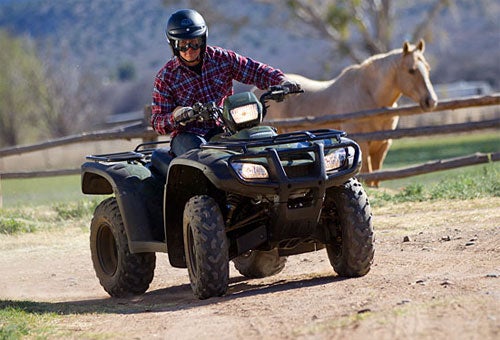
[151,46,285,136]
[218,47,286,90]
[151,68,177,135]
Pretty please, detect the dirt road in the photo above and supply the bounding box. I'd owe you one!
[1,198,499,339]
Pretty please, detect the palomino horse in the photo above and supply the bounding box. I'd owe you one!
[262,40,438,187]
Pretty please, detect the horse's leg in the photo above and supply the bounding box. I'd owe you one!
[358,141,374,185]
[366,116,399,187]
[369,139,393,187]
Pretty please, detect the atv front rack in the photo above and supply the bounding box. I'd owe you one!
[201,129,346,153]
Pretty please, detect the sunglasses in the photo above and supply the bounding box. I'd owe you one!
[176,38,203,52]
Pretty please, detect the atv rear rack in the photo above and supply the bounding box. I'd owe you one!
[86,140,171,162]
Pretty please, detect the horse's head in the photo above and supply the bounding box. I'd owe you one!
[397,39,438,111]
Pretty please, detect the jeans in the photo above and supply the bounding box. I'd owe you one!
[170,132,206,157]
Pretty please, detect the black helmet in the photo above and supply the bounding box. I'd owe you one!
[166,9,207,56]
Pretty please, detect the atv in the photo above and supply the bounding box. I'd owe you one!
[81,85,374,300]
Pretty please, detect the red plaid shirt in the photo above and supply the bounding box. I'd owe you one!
[151,45,285,137]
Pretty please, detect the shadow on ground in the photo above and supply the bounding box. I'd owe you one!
[0,273,347,315]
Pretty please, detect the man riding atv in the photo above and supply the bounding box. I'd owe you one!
[151,8,301,156]
[81,9,374,301]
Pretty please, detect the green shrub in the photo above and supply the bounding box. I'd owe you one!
[53,199,100,220]
[0,306,56,339]
[0,198,100,234]
[367,164,499,206]
[429,164,499,200]
[0,218,36,235]
[395,184,425,202]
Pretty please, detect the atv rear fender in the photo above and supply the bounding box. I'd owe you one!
[81,161,166,253]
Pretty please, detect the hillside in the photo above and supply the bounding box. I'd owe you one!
[0,0,499,115]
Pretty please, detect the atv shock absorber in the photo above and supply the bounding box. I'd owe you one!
[225,193,241,225]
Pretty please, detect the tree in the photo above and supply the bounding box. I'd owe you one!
[37,62,102,139]
[0,30,47,146]
[0,30,103,147]
[260,0,451,63]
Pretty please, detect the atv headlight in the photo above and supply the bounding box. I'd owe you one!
[223,92,263,133]
[232,162,269,179]
[230,103,260,124]
[324,148,347,171]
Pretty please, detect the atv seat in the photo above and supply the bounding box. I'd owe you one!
[151,148,173,176]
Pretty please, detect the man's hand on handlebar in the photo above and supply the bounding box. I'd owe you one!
[263,81,303,104]
[173,106,196,126]
[173,102,218,126]
[280,79,302,93]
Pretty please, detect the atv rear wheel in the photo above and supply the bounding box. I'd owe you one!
[183,195,229,299]
[90,197,156,297]
[324,178,374,277]
[233,249,286,278]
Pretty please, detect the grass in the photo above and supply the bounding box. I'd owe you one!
[0,199,101,235]
[366,163,499,207]
[365,131,500,206]
[0,175,87,208]
[0,298,159,339]
[383,131,499,168]
[365,131,500,196]
[0,305,59,339]
[379,131,499,189]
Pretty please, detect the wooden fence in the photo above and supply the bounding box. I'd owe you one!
[0,93,499,181]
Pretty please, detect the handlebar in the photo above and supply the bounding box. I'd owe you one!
[259,85,303,103]
[192,101,219,120]
[259,85,303,118]
[177,101,219,125]
[180,84,303,125]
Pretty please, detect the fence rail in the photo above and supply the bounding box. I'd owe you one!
[0,124,158,158]
[0,93,499,180]
[1,94,498,158]
[266,93,500,130]
[357,152,500,182]
[1,168,80,179]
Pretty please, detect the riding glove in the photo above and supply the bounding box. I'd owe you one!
[173,106,195,126]
[281,79,301,93]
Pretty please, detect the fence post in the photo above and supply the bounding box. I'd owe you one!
[142,105,158,143]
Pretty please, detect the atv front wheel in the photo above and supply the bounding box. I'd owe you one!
[324,178,374,277]
[233,249,286,278]
[90,197,156,297]
[183,195,229,299]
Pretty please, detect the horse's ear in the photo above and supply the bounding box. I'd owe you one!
[403,41,410,54]
[417,39,425,52]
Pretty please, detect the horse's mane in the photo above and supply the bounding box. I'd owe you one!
[333,48,403,81]
[362,48,403,65]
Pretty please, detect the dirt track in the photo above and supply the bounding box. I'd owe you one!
[1,198,499,339]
